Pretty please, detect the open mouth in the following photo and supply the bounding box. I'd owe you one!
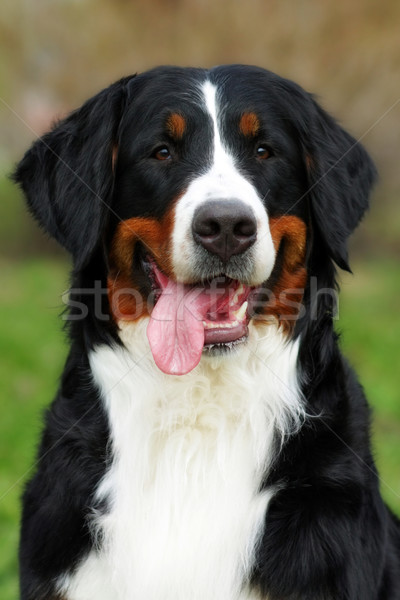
[144,257,254,375]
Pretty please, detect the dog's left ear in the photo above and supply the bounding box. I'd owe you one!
[300,97,377,271]
[14,75,135,268]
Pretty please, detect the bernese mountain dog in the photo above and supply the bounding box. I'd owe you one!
[14,65,400,599]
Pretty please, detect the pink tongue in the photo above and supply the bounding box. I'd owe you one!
[147,279,213,376]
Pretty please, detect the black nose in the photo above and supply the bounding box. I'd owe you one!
[192,200,257,262]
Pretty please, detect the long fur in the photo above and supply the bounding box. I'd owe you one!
[13,65,400,600]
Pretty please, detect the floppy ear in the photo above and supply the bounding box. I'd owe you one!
[301,98,377,271]
[13,75,135,268]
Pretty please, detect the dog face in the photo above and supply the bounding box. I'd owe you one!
[14,65,376,375]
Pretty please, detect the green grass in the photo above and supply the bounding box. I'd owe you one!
[338,259,400,514]
[0,258,69,599]
[0,257,399,598]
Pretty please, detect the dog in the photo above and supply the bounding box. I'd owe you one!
[14,65,400,600]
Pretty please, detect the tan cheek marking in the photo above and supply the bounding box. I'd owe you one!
[107,207,175,321]
[259,216,308,331]
[270,216,307,271]
[239,112,260,137]
[166,113,186,139]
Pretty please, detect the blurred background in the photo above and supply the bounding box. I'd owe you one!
[0,0,399,596]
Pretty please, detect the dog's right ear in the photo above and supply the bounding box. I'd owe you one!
[13,75,135,268]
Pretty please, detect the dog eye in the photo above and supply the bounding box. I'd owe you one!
[256,145,272,160]
[152,146,172,161]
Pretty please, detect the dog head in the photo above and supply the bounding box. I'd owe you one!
[14,65,376,375]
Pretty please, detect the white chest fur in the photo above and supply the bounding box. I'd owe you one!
[60,320,303,600]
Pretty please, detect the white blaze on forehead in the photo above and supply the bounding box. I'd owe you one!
[171,80,276,285]
[202,80,231,173]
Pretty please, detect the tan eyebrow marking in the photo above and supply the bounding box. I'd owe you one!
[111,143,118,173]
[166,113,187,139]
[239,112,260,137]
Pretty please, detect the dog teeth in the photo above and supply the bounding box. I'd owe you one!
[232,301,248,322]
[231,283,245,305]
[203,300,248,330]
[203,320,239,329]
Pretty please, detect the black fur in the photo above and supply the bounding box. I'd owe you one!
[14,65,399,600]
